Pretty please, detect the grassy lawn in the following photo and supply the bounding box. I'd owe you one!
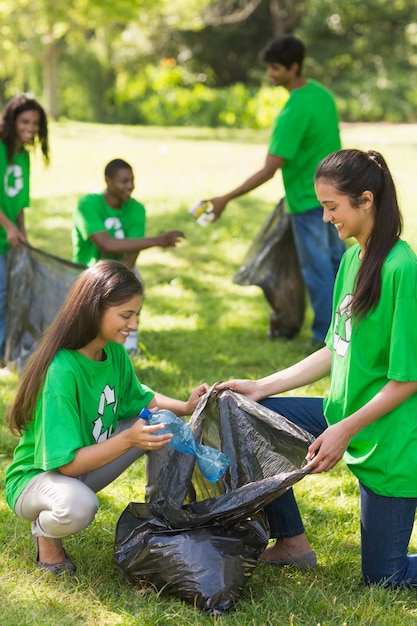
[1,121,417,625]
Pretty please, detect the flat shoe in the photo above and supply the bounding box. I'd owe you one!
[32,535,76,575]
[259,549,317,570]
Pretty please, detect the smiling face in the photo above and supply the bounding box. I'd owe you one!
[15,109,41,151]
[97,295,142,347]
[315,178,375,252]
[105,167,135,208]
[266,62,299,90]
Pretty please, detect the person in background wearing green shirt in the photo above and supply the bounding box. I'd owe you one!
[217,149,417,587]
[4,260,208,575]
[72,158,184,354]
[0,94,49,368]
[207,35,345,350]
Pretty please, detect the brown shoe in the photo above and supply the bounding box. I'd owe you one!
[259,549,317,570]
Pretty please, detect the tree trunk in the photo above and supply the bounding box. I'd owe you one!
[42,41,60,119]
[269,0,302,36]
[269,0,284,36]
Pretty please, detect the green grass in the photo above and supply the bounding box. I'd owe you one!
[1,121,417,624]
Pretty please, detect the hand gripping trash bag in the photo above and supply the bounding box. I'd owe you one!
[233,198,306,339]
[5,244,85,370]
[114,387,315,615]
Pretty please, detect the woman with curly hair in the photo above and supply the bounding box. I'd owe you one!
[0,94,49,366]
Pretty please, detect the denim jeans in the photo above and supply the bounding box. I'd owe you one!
[259,397,326,538]
[0,254,7,359]
[290,208,345,342]
[360,483,417,586]
[260,396,417,587]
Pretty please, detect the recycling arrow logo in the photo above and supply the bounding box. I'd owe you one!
[334,293,353,357]
[92,384,117,443]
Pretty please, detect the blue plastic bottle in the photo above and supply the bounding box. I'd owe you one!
[139,407,230,483]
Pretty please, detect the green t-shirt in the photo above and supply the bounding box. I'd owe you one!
[0,141,30,254]
[268,80,341,214]
[72,193,146,266]
[4,341,155,511]
[324,241,417,497]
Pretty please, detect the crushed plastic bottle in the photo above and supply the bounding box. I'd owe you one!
[140,407,230,482]
[189,200,215,227]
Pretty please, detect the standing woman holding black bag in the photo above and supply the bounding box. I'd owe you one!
[0,94,49,367]
[217,148,417,587]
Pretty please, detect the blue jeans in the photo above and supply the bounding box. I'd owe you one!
[290,208,345,343]
[260,397,326,538]
[260,396,417,587]
[0,254,7,359]
[360,484,417,586]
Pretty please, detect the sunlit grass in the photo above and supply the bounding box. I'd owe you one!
[1,121,417,624]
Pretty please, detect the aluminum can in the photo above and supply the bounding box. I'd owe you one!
[189,200,215,227]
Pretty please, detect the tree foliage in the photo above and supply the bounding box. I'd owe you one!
[298,0,417,120]
[0,0,416,123]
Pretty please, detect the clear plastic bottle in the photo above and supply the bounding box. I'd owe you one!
[139,407,230,482]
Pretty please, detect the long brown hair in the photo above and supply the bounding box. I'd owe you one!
[8,260,144,436]
[315,149,402,319]
[0,94,49,164]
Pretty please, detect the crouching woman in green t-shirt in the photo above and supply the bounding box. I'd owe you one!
[217,148,417,587]
[4,260,208,575]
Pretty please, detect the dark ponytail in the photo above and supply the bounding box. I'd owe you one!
[315,149,402,318]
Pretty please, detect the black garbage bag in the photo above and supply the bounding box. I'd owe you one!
[114,387,315,614]
[115,502,269,616]
[233,198,306,339]
[5,244,85,370]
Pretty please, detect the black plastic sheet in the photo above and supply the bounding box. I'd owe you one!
[114,388,315,614]
[233,199,306,339]
[5,244,85,370]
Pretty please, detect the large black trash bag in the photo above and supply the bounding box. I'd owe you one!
[5,244,85,370]
[115,502,269,616]
[233,198,306,339]
[114,387,315,615]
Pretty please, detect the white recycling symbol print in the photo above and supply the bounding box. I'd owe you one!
[92,384,117,443]
[334,293,353,357]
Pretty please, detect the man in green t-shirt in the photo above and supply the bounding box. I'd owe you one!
[72,158,184,269]
[72,158,184,353]
[208,35,345,349]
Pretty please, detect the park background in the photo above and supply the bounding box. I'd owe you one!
[1,0,416,126]
[1,2,417,625]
